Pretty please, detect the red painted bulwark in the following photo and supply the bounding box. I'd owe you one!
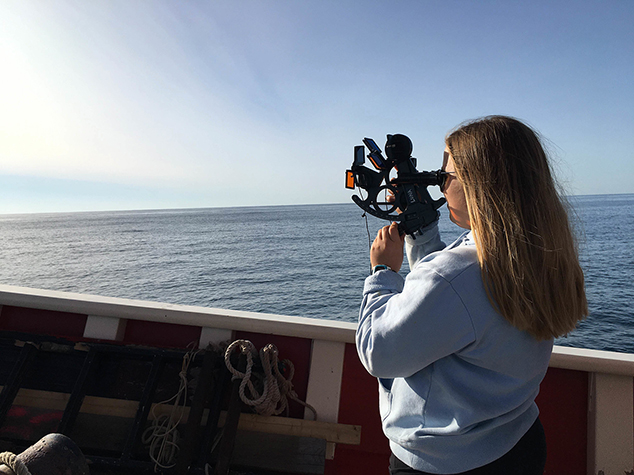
[0,302,592,474]
[122,319,202,349]
[325,342,390,475]
[0,305,87,339]
[537,367,588,474]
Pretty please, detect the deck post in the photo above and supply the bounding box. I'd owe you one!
[587,372,634,475]
[305,339,346,459]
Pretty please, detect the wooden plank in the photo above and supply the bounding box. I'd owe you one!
[4,388,361,446]
[220,413,361,445]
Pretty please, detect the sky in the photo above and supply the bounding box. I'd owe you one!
[0,0,632,214]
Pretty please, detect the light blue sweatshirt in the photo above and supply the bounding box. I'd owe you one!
[356,222,553,474]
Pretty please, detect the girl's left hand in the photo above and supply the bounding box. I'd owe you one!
[370,222,405,272]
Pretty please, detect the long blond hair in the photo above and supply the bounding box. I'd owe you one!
[446,116,587,340]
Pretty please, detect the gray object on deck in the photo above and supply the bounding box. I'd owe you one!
[0,433,89,475]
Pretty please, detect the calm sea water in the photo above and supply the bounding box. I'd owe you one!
[0,195,632,353]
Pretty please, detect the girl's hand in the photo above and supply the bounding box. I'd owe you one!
[370,222,405,272]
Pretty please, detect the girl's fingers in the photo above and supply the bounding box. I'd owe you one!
[388,222,402,242]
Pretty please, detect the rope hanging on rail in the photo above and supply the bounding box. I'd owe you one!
[224,339,317,420]
[0,452,31,475]
[141,346,200,470]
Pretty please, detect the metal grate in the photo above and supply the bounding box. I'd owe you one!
[0,334,235,474]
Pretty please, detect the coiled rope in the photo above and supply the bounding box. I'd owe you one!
[141,347,199,471]
[0,452,31,475]
[224,339,317,420]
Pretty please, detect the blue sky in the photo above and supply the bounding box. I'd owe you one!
[1,0,632,214]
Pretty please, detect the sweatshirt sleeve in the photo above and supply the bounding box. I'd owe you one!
[405,221,446,270]
[356,262,476,378]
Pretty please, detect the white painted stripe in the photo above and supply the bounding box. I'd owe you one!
[199,327,233,347]
[0,284,357,343]
[83,315,127,341]
[4,284,634,377]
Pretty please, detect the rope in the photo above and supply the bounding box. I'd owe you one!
[0,452,31,475]
[224,339,317,420]
[141,346,199,471]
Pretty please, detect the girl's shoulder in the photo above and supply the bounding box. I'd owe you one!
[413,242,480,284]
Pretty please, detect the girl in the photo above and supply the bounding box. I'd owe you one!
[356,116,587,474]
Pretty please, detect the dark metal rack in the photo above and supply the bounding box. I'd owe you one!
[0,334,239,474]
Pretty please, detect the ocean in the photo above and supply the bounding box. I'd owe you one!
[0,195,632,353]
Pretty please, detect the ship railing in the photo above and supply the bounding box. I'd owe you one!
[0,284,632,475]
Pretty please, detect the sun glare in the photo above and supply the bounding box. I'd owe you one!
[0,42,72,171]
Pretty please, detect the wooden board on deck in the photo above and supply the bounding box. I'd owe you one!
[5,387,361,446]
